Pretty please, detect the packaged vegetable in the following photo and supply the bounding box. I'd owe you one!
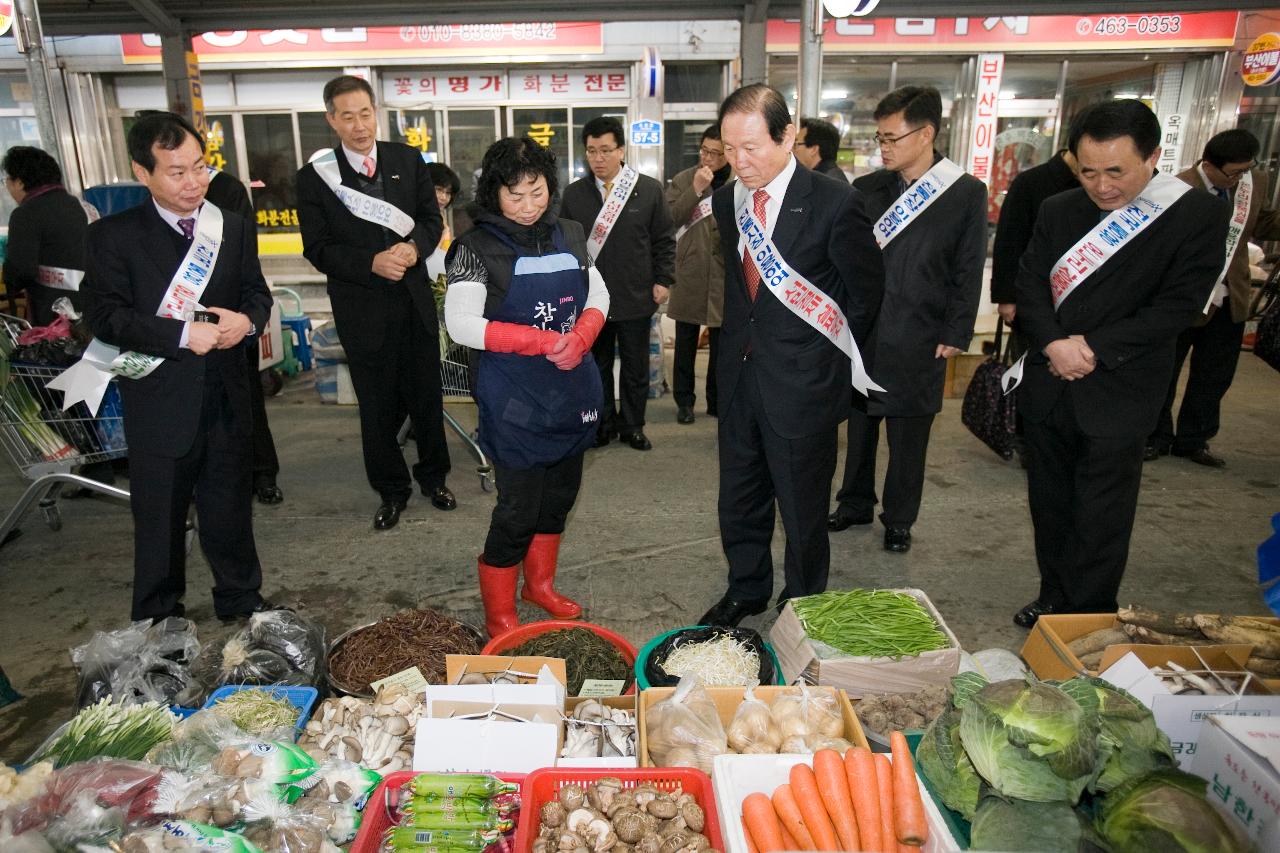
[294,759,382,844]
[643,675,728,774]
[72,617,203,709]
[0,762,54,811]
[4,758,169,837]
[726,681,782,754]
[26,698,177,767]
[191,611,326,702]
[240,789,339,852]
[121,819,267,852]
[769,685,843,749]
[406,773,519,803]
[382,825,500,852]
[149,708,292,773]
[209,742,320,803]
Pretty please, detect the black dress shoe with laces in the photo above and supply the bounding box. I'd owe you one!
[429,486,458,510]
[699,594,770,627]
[254,479,284,504]
[677,406,695,424]
[1173,446,1226,468]
[622,431,653,451]
[1013,599,1058,628]
[828,511,873,531]
[884,526,912,553]
[374,500,407,530]
[218,600,286,623]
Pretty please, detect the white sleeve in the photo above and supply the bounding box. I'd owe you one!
[444,243,490,349]
[585,265,610,317]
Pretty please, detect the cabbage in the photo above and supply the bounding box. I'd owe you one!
[958,674,1100,803]
[1097,769,1256,853]
[916,706,981,819]
[1060,677,1175,793]
[970,793,1101,853]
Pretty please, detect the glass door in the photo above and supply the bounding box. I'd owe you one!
[241,112,301,252]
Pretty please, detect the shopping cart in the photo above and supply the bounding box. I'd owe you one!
[0,314,130,547]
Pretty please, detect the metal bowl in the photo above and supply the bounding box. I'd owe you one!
[326,617,484,697]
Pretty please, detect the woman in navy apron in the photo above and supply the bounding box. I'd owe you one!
[444,138,609,638]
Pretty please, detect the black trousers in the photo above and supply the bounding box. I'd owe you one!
[1023,390,1145,612]
[345,301,451,503]
[484,453,585,567]
[128,372,263,621]
[1151,306,1245,453]
[673,321,719,413]
[245,342,280,482]
[592,316,651,436]
[835,410,935,527]
[718,361,838,602]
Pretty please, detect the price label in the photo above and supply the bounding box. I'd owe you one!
[578,679,626,697]
[371,666,428,694]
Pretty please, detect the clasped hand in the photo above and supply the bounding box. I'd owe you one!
[1045,335,1096,381]
[188,306,251,355]
[372,241,419,281]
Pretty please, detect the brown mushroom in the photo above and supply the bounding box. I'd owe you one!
[533,839,554,853]
[635,833,662,853]
[541,801,568,828]
[560,784,587,811]
[606,791,638,819]
[613,809,647,844]
[678,801,705,833]
[647,797,678,820]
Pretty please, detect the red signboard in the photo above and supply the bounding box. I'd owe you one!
[120,23,603,64]
[767,11,1239,53]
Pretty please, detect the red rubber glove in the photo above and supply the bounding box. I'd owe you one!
[547,308,605,371]
[484,321,559,356]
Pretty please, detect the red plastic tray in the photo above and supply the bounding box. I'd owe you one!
[482,619,639,695]
[350,770,527,853]
[513,767,723,853]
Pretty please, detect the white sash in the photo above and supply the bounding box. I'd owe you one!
[736,196,884,396]
[36,265,85,292]
[873,158,967,249]
[1002,174,1191,394]
[1204,170,1251,313]
[585,165,639,261]
[48,204,226,414]
[675,195,714,242]
[311,148,415,238]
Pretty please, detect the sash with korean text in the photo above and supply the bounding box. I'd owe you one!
[675,195,714,242]
[47,203,226,414]
[1001,173,1191,394]
[311,148,415,238]
[736,196,884,396]
[585,165,639,261]
[36,265,84,292]
[1203,169,1252,313]
[872,157,967,249]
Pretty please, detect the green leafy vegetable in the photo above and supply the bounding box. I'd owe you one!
[971,793,1100,853]
[1061,676,1175,793]
[1098,769,1255,853]
[916,704,981,819]
[30,698,176,767]
[791,589,950,658]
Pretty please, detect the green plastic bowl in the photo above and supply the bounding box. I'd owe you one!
[634,625,786,689]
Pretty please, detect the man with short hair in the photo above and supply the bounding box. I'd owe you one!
[795,117,847,182]
[828,86,987,554]
[665,122,731,424]
[296,75,453,530]
[1148,128,1280,468]
[561,116,675,450]
[83,111,274,622]
[699,84,883,627]
[1012,99,1229,627]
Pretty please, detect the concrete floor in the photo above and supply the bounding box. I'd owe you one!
[1,349,1277,764]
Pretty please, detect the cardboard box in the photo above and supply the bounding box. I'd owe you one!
[944,352,986,399]
[1099,648,1278,769]
[770,589,961,697]
[1020,613,1253,681]
[445,654,568,687]
[1191,715,1280,850]
[414,699,562,774]
[558,695,639,768]
[636,684,867,767]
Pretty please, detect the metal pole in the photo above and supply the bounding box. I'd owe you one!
[13,0,60,165]
[798,0,823,120]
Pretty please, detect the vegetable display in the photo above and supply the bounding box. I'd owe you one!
[297,684,421,773]
[192,610,328,700]
[530,776,716,853]
[208,689,302,737]
[791,590,949,659]
[854,686,950,738]
[28,699,177,768]
[561,700,637,759]
[660,634,761,688]
[384,772,520,852]
[328,609,480,694]
[505,628,632,696]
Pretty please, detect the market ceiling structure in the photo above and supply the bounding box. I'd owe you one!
[31,0,1257,37]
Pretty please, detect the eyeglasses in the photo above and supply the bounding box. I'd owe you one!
[699,146,725,158]
[873,126,926,148]
[585,146,620,159]
[1217,159,1258,179]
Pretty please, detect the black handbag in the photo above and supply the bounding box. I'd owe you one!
[1254,288,1280,374]
[961,317,1018,460]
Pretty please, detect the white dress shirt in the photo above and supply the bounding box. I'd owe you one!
[733,154,798,257]
[155,201,201,347]
[343,143,378,176]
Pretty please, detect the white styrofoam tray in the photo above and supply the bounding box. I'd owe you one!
[712,753,960,853]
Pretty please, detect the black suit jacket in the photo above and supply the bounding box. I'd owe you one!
[712,165,883,439]
[1015,184,1230,437]
[990,152,1079,305]
[3,187,90,323]
[83,201,273,458]
[295,142,443,356]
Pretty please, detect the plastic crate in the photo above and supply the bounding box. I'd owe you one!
[483,620,639,696]
[202,684,319,739]
[350,770,527,853]
[514,767,722,853]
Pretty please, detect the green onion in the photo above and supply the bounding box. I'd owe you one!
[31,698,176,767]
[209,688,300,735]
[792,589,950,659]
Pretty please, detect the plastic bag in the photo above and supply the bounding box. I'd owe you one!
[293,759,381,844]
[71,618,202,708]
[769,686,844,750]
[149,710,283,773]
[4,758,168,836]
[150,771,281,828]
[209,742,320,803]
[726,681,782,754]
[191,611,326,701]
[240,789,340,853]
[119,820,267,852]
[642,675,727,774]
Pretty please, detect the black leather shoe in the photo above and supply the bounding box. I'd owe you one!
[218,600,285,623]
[374,500,406,530]
[593,429,614,448]
[1174,447,1226,468]
[828,511,873,531]
[254,479,284,504]
[706,405,718,418]
[699,594,770,627]
[1013,599,1058,628]
[884,526,912,553]
[623,431,653,451]
[429,486,457,510]
[677,406,695,425]
[1142,444,1160,462]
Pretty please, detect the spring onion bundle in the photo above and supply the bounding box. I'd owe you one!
[660,634,761,686]
[30,698,176,767]
[208,688,300,735]
[793,589,949,658]
[0,356,75,463]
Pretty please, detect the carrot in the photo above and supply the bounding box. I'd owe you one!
[890,731,929,847]
[744,792,787,853]
[873,752,895,853]
[789,762,840,852]
[781,824,800,851]
[772,783,817,851]
[844,747,883,853]
[742,814,760,853]
[813,749,860,851]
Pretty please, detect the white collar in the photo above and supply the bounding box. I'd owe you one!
[153,199,203,235]
[1196,163,1216,193]
[736,154,797,204]
[594,167,625,193]
[343,143,378,176]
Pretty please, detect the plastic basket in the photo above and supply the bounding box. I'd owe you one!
[514,767,722,853]
[202,684,319,739]
[350,770,527,853]
[482,620,639,696]
[634,626,786,690]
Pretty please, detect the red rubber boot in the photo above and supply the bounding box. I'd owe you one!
[520,533,582,619]
[477,556,520,638]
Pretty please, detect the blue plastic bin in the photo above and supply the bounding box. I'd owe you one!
[202,684,319,739]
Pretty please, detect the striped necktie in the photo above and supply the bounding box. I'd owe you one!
[742,189,769,301]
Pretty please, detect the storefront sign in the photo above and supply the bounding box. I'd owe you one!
[1242,33,1280,88]
[121,23,604,64]
[968,54,1002,183]
[1158,113,1185,175]
[630,119,662,147]
[509,70,629,102]
[0,2,13,38]
[384,72,506,105]
[766,11,1239,53]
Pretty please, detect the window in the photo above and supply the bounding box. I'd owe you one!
[664,63,723,103]
[242,113,298,232]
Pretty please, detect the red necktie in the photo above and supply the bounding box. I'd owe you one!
[363,155,376,178]
[742,189,769,301]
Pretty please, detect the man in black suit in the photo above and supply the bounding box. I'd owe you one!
[296,75,452,530]
[794,117,847,183]
[699,84,883,627]
[1012,99,1230,627]
[83,112,274,622]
